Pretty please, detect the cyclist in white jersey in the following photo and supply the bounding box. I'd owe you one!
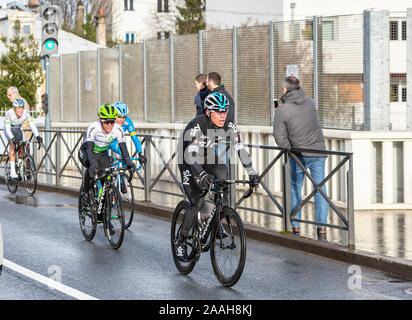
[4,98,43,180]
[78,104,134,210]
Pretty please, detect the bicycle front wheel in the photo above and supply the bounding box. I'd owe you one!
[4,158,18,195]
[78,183,97,241]
[210,207,246,287]
[23,154,37,196]
[171,200,197,275]
[117,172,134,229]
[105,184,125,249]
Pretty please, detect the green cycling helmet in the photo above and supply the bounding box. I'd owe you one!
[98,104,118,119]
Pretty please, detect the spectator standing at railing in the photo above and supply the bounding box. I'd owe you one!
[206,72,234,164]
[194,73,209,116]
[206,72,234,123]
[7,87,31,141]
[273,76,328,241]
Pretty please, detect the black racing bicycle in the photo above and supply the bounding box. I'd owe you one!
[4,141,39,196]
[171,179,255,287]
[78,167,127,249]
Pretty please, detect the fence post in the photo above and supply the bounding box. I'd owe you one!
[232,26,238,124]
[363,9,390,130]
[269,21,275,125]
[229,145,236,207]
[170,35,175,123]
[198,30,203,73]
[144,136,151,202]
[55,132,61,186]
[143,40,147,123]
[77,52,81,122]
[119,44,123,101]
[313,16,318,110]
[282,151,292,232]
[407,8,412,130]
[97,48,101,107]
[347,154,355,247]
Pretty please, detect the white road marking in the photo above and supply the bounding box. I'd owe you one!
[3,259,98,300]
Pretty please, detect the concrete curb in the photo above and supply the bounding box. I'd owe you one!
[7,181,412,281]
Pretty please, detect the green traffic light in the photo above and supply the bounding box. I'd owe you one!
[44,40,56,51]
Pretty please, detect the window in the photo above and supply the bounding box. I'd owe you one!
[157,31,170,40]
[390,83,399,102]
[158,0,169,13]
[124,0,134,11]
[289,23,301,41]
[23,25,31,35]
[402,21,407,41]
[322,21,334,41]
[390,21,398,40]
[125,32,136,43]
[390,75,407,102]
[402,87,407,102]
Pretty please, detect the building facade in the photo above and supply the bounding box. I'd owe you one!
[111,0,183,43]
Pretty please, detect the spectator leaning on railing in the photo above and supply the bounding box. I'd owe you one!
[273,76,329,241]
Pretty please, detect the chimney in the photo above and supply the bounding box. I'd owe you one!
[76,1,84,34]
[96,8,106,46]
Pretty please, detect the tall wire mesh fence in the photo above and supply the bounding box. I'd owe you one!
[317,14,364,129]
[119,43,144,122]
[48,12,410,131]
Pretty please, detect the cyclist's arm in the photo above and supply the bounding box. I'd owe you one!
[229,123,257,175]
[125,117,143,153]
[114,125,132,165]
[109,140,121,156]
[183,123,205,177]
[26,112,39,137]
[4,114,13,140]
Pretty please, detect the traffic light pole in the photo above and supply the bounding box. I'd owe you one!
[45,54,52,184]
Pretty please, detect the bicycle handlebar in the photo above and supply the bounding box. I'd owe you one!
[200,179,256,199]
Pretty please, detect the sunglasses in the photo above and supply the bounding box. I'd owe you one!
[101,119,115,124]
[211,109,228,114]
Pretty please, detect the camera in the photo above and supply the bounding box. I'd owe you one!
[273,98,279,108]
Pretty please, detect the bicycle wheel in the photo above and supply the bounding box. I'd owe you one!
[105,184,125,249]
[171,200,197,275]
[23,154,37,196]
[117,173,135,229]
[78,183,97,241]
[210,207,246,287]
[4,158,18,195]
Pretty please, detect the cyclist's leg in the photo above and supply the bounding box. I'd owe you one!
[179,167,204,238]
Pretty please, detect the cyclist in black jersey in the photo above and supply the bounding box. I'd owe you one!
[176,92,259,261]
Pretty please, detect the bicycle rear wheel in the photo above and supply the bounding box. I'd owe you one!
[105,184,125,249]
[23,154,37,196]
[171,200,197,275]
[117,172,134,229]
[210,207,246,287]
[78,183,97,241]
[4,158,18,195]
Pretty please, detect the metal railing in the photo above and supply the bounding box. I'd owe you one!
[0,129,354,246]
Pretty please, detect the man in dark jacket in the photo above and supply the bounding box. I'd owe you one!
[273,76,328,241]
[206,72,235,123]
[194,73,209,116]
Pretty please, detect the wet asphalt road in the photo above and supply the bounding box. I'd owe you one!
[0,187,411,300]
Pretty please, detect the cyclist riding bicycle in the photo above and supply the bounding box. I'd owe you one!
[78,104,134,212]
[176,92,260,262]
[109,101,147,166]
[4,98,43,180]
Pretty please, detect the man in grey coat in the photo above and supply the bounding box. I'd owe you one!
[273,76,328,241]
